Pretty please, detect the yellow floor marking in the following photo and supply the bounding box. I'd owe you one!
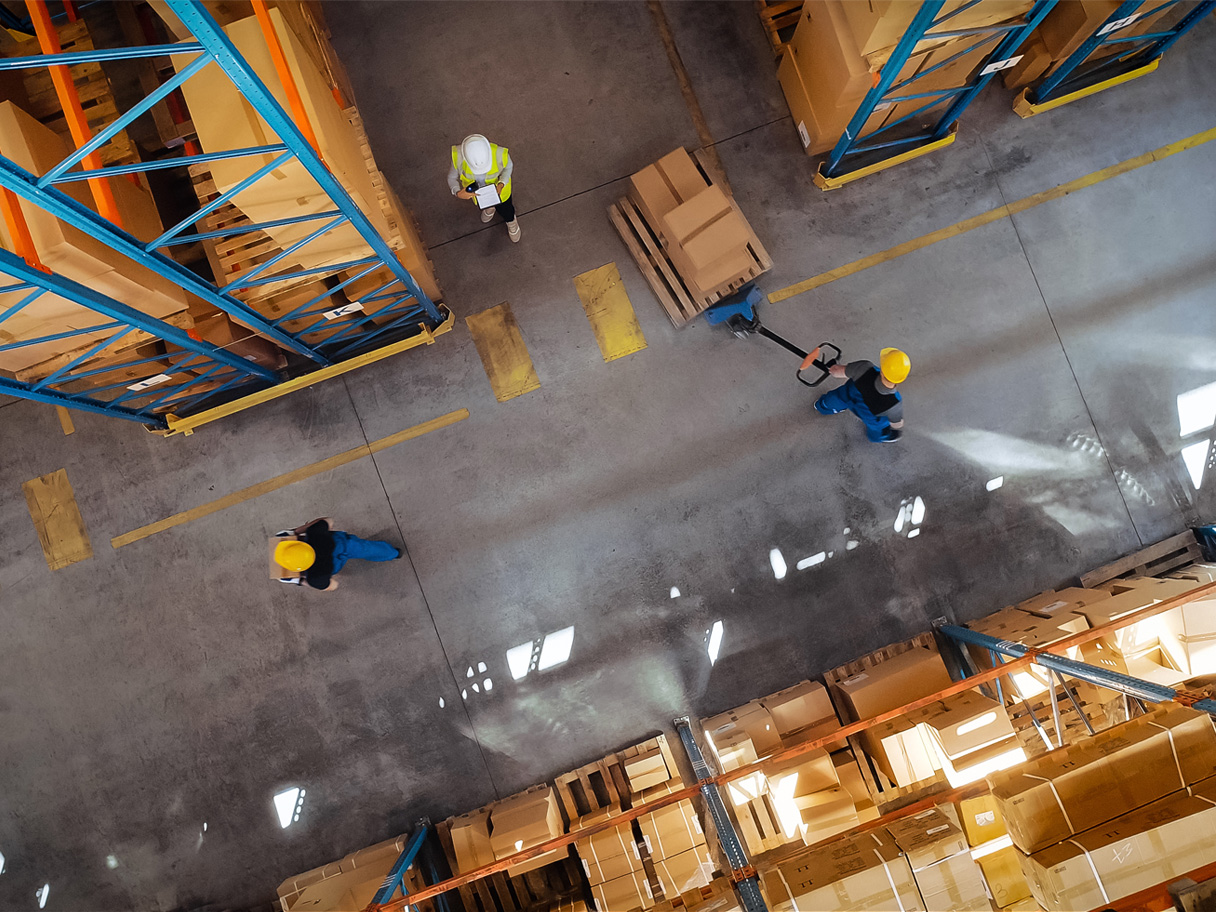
[574,263,648,362]
[771,124,1216,304]
[23,468,93,569]
[466,303,541,402]
[56,406,75,436]
[111,408,469,549]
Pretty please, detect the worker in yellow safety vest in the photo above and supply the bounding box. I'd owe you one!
[448,134,520,243]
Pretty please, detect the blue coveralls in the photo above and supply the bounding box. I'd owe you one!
[814,380,902,442]
[329,531,399,574]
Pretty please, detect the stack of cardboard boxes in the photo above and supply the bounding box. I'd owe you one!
[448,785,567,881]
[886,807,990,911]
[275,830,427,911]
[776,1,1035,156]
[991,705,1216,910]
[954,792,1034,909]
[639,800,716,903]
[703,681,878,857]
[623,147,769,324]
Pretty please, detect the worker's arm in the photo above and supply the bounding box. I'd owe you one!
[324,579,340,591]
[828,364,847,378]
[495,148,513,194]
[885,400,904,429]
[449,163,474,199]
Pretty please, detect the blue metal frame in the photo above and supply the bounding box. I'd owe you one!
[1029,0,1216,104]
[821,0,1058,178]
[0,0,444,428]
[369,824,429,907]
[940,624,1216,716]
[674,718,768,912]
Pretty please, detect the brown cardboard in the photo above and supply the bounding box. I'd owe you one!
[760,680,838,738]
[506,847,565,877]
[1013,587,1110,618]
[1022,790,1216,911]
[834,644,953,722]
[650,847,716,898]
[578,821,639,863]
[956,793,1007,846]
[840,0,1032,57]
[831,750,878,822]
[759,829,926,912]
[886,807,968,869]
[911,850,990,912]
[591,869,653,912]
[625,746,673,792]
[989,705,1216,853]
[976,844,1032,907]
[703,702,782,758]
[765,748,839,799]
[189,312,287,370]
[789,2,873,111]
[1037,0,1121,59]
[660,186,752,293]
[795,787,859,845]
[628,147,708,230]
[449,809,494,873]
[580,838,642,884]
[921,691,1016,760]
[866,714,939,786]
[488,788,563,859]
[638,799,705,860]
[776,44,888,156]
[937,738,1026,789]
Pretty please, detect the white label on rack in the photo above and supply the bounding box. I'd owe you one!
[127,373,172,391]
[322,302,365,321]
[981,55,1023,76]
[1099,13,1141,34]
[797,121,810,148]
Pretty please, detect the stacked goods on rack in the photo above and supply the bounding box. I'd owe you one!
[275,831,436,912]
[775,1,1035,156]
[991,704,1216,910]
[700,680,879,858]
[609,147,771,327]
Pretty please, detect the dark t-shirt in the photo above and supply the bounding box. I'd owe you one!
[844,360,903,422]
[299,520,336,590]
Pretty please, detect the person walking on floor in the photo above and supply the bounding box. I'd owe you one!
[448,133,521,243]
[814,348,910,443]
[273,517,401,591]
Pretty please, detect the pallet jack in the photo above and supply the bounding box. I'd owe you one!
[703,282,841,387]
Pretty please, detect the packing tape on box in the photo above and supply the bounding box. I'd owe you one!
[1153,722,1185,785]
[1024,774,1075,832]
[775,868,803,912]
[1068,839,1110,904]
[875,851,908,912]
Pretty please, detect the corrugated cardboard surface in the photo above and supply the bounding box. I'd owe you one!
[977,845,1032,907]
[886,807,968,869]
[834,645,953,722]
[760,680,838,737]
[592,868,654,912]
[956,793,1006,847]
[639,799,705,860]
[911,850,990,912]
[651,847,716,899]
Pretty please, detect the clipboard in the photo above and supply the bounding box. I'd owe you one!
[474,185,501,209]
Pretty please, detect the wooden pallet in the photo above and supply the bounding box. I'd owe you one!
[556,733,682,823]
[822,632,953,814]
[1081,531,1203,588]
[16,20,139,167]
[755,0,804,56]
[1006,679,1111,759]
[435,818,583,912]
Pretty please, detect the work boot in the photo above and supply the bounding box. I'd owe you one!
[507,219,521,243]
[480,208,495,223]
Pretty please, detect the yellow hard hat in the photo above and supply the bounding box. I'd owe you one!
[275,540,315,572]
[880,348,910,384]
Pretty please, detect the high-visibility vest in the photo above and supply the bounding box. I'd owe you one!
[452,143,512,201]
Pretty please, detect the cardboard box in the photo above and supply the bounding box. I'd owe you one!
[759,830,926,912]
[576,820,638,863]
[489,788,563,859]
[591,869,654,912]
[990,705,1216,853]
[831,750,878,823]
[789,2,873,111]
[506,847,565,877]
[188,312,287,370]
[955,793,1006,847]
[580,838,642,884]
[628,147,708,230]
[886,808,968,868]
[760,680,838,738]
[660,186,752,291]
[834,645,954,722]
[921,691,1016,760]
[635,779,684,807]
[795,786,859,845]
[650,847,716,898]
[765,748,839,800]
[975,844,1032,907]
[725,769,767,808]
[1037,0,1121,59]
[714,731,759,776]
[704,702,782,759]
[638,799,705,860]
[911,851,990,912]
[776,44,887,157]
[839,0,1033,58]
[449,809,494,873]
[1013,587,1111,618]
[1021,788,1216,911]
[626,746,673,792]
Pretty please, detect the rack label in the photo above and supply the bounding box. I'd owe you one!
[796,121,810,148]
[126,373,173,391]
[1099,13,1141,34]
[981,55,1023,76]
[322,302,365,321]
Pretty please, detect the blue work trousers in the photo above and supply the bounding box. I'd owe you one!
[330,531,399,575]
[815,381,894,442]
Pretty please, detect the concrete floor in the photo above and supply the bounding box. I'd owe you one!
[2,3,1216,910]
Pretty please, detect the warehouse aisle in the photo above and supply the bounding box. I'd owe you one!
[2,3,1215,910]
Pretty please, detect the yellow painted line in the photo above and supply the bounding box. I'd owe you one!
[23,468,93,569]
[466,303,540,402]
[574,263,648,362]
[1014,59,1159,118]
[771,124,1216,304]
[158,310,455,437]
[56,405,75,436]
[813,128,957,191]
[112,408,469,549]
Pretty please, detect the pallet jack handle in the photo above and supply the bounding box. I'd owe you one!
[748,324,841,387]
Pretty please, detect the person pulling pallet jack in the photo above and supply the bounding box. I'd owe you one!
[704,283,909,443]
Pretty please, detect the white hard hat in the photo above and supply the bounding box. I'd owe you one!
[461,134,492,171]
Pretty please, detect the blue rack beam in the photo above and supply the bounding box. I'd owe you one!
[1028,0,1216,105]
[818,0,1057,185]
[368,824,430,908]
[0,0,445,428]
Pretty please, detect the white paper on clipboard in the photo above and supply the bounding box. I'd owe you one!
[474,185,501,208]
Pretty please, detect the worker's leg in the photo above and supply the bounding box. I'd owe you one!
[497,196,521,243]
[849,405,895,443]
[334,531,401,564]
[814,382,854,415]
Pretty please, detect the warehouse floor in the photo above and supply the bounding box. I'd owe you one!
[2,3,1216,910]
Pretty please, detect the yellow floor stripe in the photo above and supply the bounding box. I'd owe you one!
[111,408,469,549]
[770,124,1216,304]
[56,406,75,436]
[466,303,541,402]
[574,263,648,362]
[23,468,92,569]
